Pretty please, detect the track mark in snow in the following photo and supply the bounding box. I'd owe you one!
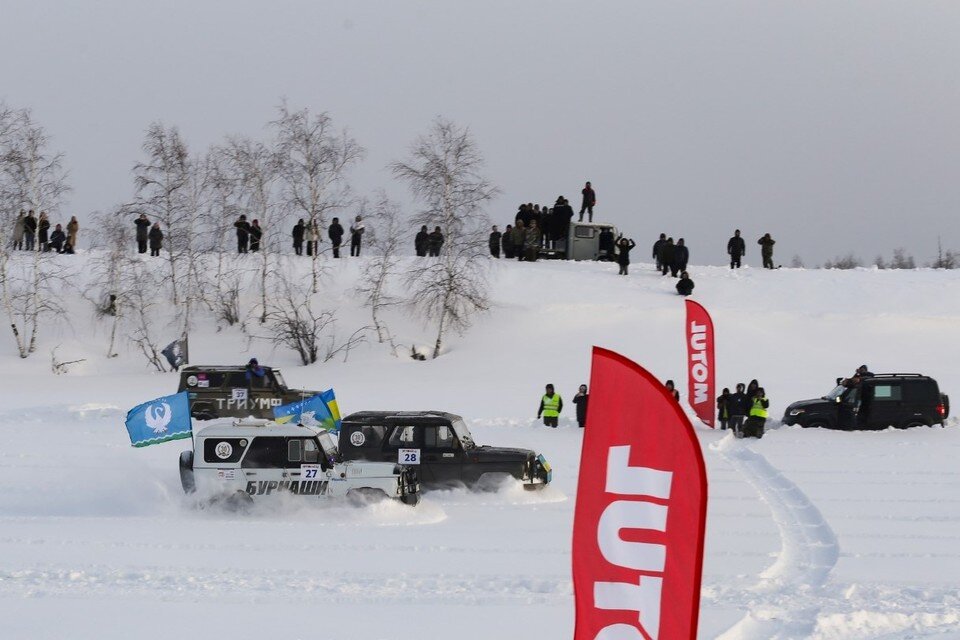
[712,435,839,639]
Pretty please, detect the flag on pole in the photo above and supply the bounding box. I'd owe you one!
[161,336,187,370]
[273,394,336,431]
[124,392,193,447]
[320,389,341,430]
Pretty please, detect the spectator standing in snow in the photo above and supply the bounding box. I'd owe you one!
[524,220,541,261]
[415,225,429,257]
[728,383,751,437]
[671,238,689,277]
[744,387,769,438]
[746,379,760,398]
[234,215,251,254]
[249,220,262,252]
[23,210,38,251]
[676,271,694,296]
[553,197,574,249]
[329,217,344,258]
[349,215,364,257]
[537,384,563,428]
[727,229,746,269]
[573,384,589,429]
[67,216,79,250]
[49,224,66,253]
[664,379,680,401]
[489,225,501,258]
[759,233,776,269]
[292,219,305,256]
[12,211,25,250]
[658,237,675,276]
[148,222,163,256]
[652,233,667,271]
[38,212,50,251]
[579,181,596,222]
[428,227,444,257]
[501,224,515,259]
[716,388,731,431]
[306,222,320,256]
[134,213,150,254]
[510,221,526,261]
[616,236,636,275]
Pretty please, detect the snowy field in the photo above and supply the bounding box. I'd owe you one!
[1,254,959,639]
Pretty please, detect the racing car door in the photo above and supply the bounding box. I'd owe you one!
[420,423,463,485]
[240,436,287,495]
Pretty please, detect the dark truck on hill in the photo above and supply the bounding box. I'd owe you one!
[783,373,949,430]
[178,365,322,420]
[338,411,552,489]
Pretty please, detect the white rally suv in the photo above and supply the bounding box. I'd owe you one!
[178,418,420,506]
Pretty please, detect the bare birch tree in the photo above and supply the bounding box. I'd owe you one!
[356,191,404,347]
[86,206,136,357]
[272,103,364,292]
[390,118,498,358]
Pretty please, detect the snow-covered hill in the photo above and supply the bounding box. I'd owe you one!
[0,253,958,639]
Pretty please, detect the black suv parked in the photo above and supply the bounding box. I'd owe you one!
[178,365,322,420]
[339,411,552,489]
[783,374,949,430]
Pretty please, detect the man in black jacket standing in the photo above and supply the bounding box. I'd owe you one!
[234,215,251,254]
[573,385,589,428]
[349,215,364,257]
[671,238,689,277]
[415,225,429,257]
[579,181,596,222]
[727,383,751,437]
[652,233,667,271]
[292,219,305,256]
[489,225,501,258]
[727,229,746,269]
[134,213,150,254]
[328,217,344,258]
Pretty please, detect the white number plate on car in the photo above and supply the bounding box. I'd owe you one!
[398,448,420,465]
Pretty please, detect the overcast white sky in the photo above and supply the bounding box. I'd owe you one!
[3,0,959,265]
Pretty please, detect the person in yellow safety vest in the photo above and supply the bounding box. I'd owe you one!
[744,387,770,439]
[537,384,564,428]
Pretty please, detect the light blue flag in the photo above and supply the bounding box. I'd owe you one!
[125,392,193,447]
[273,394,336,431]
[320,389,341,431]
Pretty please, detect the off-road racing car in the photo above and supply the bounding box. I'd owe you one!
[338,411,551,490]
[178,418,420,506]
[783,373,949,430]
[178,365,322,420]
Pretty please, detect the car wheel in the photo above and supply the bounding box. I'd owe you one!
[400,492,421,506]
[223,490,254,512]
[805,420,829,430]
[901,421,927,429]
[346,488,389,506]
[475,472,513,493]
[178,451,196,494]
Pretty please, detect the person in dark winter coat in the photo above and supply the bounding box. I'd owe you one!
[23,211,37,251]
[746,379,760,398]
[234,215,251,254]
[12,211,25,250]
[573,384,589,428]
[652,233,667,271]
[598,227,615,258]
[510,222,526,261]
[67,216,79,249]
[579,181,596,222]
[528,203,541,232]
[523,220,541,261]
[537,383,563,427]
[292,219,305,255]
[553,197,575,247]
[350,215,364,256]
[676,271,694,296]
[489,225,502,258]
[717,388,731,431]
[134,213,150,254]
[671,238,689,277]
[758,233,775,269]
[743,387,769,438]
[727,229,746,269]
[329,217,345,258]
[664,379,680,402]
[249,220,262,252]
[148,223,163,256]
[49,224,66,253]
[540,208,554,249]
[517,204,533,228]
[38,213,50,251]
[415,225,430,257]
[616,236,636,275]
[728,383,751,437]
[658,238,675,276]
[428,227,444,257]
[501,224,515,259]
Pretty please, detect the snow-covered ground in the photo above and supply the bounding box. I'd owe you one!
[1,253,958,639]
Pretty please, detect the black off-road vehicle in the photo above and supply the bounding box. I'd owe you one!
[178,365,322,421]
[783,373,949,430]
[338,411,552,489]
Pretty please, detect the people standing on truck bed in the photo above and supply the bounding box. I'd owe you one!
[234,215,250,254]
[573,384,589,428]
[616,236,636,275]
[537,384,563,427]
[727,229,745,269]
[759,233,776,269]
[540,206,554,249]
[553,196,575,247]
[579,181,596,222]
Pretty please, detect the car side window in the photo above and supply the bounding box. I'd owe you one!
[424,425,457,450]
[344,425,387,449]
[288,439,302,463]
[241,437,287,468]
[388,425,419,448]
[303,439,320,464]
[872,384,902,401]
[574,226,595,239]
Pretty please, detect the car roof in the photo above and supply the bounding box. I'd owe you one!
[181,365,278,373]
[867,374,935,382]
[342,411,463,423]
[195,418,322,438]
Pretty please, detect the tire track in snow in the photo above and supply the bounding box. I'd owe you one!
[712,435,840,639]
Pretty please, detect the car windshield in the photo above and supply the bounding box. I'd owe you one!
[823,385,846,401]
[273,371,285,388]
[451,419,475,449]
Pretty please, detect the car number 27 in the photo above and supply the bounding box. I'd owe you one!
[398,448,420,465]
[301,464,321,479]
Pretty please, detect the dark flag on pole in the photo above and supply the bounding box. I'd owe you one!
[162,334,188,370]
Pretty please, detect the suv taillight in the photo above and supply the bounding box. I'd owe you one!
[937,403,946,417]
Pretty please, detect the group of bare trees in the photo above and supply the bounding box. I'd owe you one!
[0,99,498,366]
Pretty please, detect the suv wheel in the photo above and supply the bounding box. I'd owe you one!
[805,420,830,430]
[901,421,927,429]
[178,451,196,494]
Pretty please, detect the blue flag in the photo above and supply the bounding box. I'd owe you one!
[273,394,336,431]
[320,389,342,431]
[125,392,193,448]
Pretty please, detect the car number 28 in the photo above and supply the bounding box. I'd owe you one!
[398,448,420,465]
